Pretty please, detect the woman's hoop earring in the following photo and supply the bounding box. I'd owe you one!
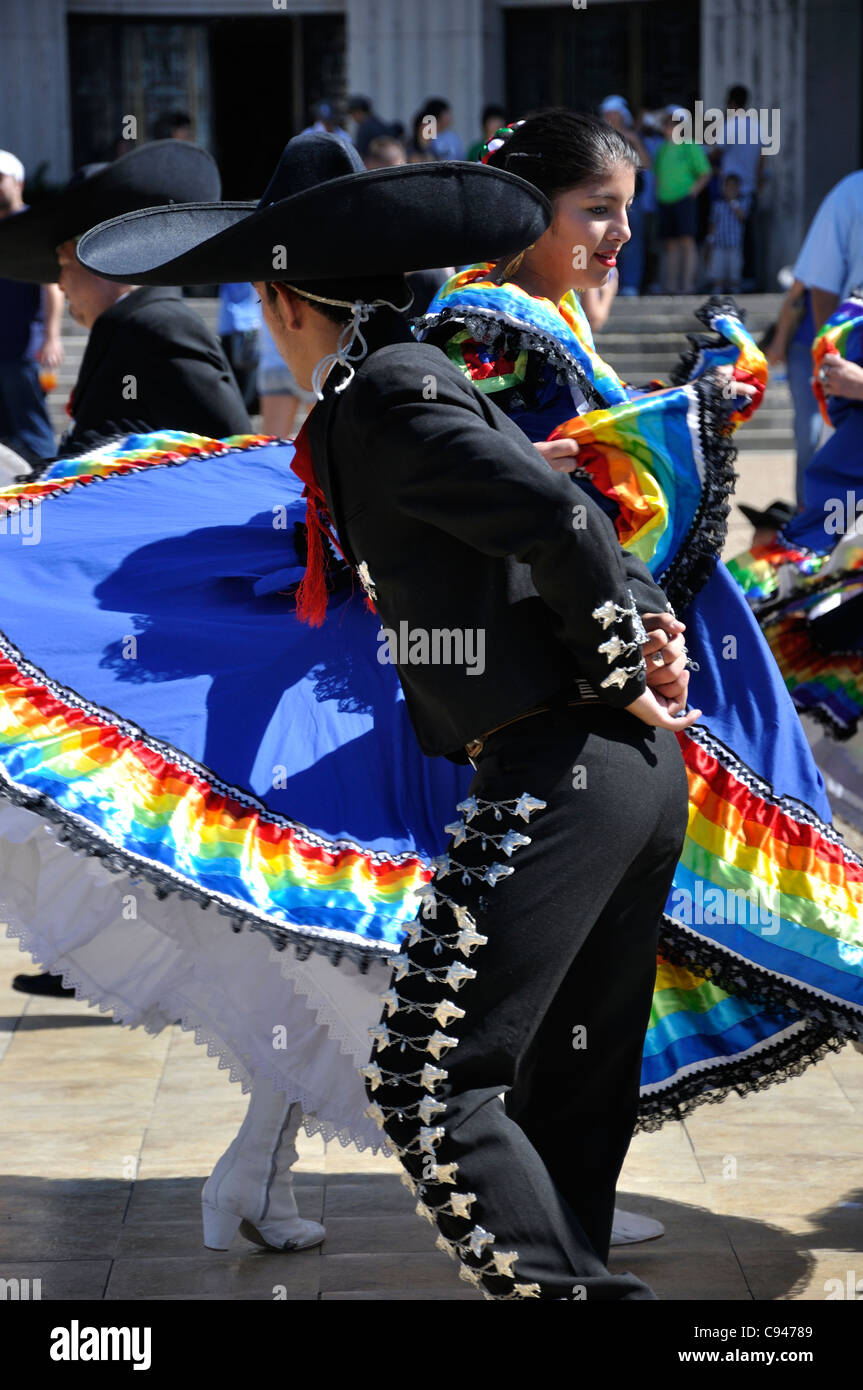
[496,243,536,284]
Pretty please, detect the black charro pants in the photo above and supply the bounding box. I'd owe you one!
[364,705,689,1300]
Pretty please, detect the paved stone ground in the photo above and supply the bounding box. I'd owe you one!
[1,447,861,1302]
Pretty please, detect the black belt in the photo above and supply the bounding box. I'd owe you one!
[465,683,601,762]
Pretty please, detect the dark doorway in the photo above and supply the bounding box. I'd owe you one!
[210,15,345,200]
[68,17,211,167]
[504,1,700,119]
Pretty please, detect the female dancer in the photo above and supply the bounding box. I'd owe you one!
[730,290,863,830]
[418,111,863,1093]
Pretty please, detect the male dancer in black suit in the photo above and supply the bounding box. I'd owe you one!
[79,133,697,1299]
[1,140,250,997]
[0,140,249,466]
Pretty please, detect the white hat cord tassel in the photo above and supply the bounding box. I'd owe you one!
[287,284,413,401]
[310,301,372,400]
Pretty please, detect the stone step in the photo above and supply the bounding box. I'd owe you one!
[602,317,776,337]
[601,356,777,376]
[737,433,794,450]
[599,336,772,355]
[605,292,783,313]
[46,296,794,441]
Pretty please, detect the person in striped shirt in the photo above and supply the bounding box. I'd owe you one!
[707,173,747,294]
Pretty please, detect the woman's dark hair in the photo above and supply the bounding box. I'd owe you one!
[486,108,639,201]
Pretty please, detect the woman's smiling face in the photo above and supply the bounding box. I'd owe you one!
[524,159,636,298]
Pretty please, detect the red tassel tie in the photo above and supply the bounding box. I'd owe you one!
[288,421,335,627]
[289,421,376,627]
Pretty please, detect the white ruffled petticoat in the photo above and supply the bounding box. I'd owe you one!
[0,801,391,1152]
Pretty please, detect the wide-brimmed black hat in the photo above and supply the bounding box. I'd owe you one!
[0,140,221,283]
[738,499,797,531]
[77,132,551,287]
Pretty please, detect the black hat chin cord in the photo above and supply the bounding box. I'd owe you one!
[286,284,413,400]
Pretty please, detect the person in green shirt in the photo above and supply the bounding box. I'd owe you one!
[654,107,712,293]
[466,103,507,162]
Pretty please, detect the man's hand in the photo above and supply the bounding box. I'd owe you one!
[765,337,787,368]
[626,686,701,731]
[533,438,580,472]
[819,353,863,401]
[641,611,690,714]
[37,335,64,370]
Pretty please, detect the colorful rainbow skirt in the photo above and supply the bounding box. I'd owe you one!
[0,432,860,1147]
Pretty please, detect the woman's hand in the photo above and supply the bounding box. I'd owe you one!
[533,438,580,472]
[626,687,702,730]
[819,354,863,401]
[709,362,759,406]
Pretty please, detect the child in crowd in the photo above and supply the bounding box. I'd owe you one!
[706,173,747,294]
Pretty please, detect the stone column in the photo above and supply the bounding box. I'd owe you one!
[0,0,72,184]
[345,0,487,154]
[700,0,807,284]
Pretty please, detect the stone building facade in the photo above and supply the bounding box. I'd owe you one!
[1,0,861,281]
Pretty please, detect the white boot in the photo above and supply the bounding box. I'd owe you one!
[201,1085,326,1252]
[610,1207,665,1246]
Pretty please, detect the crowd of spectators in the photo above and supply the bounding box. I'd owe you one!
[297,84,773,300]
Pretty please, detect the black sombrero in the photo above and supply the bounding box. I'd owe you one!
[738,499,797,531]
[0,140,221,283]
[77,133,551,288]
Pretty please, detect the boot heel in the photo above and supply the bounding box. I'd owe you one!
[202,1202,242,1250]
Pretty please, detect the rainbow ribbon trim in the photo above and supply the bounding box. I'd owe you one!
[0,431,434,961]
[1,430,861,1126]
[0,631,430,956]
[727,539,827,604]
[812,289,863,425]
[0,430,275,508]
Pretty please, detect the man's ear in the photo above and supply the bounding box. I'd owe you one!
[272,282,302,329]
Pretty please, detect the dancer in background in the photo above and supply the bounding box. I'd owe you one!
[0,137,251,1001]
[730,291,863,833]
[0,149,62,465]
[0,140,249,465]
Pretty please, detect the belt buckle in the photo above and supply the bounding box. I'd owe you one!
[465,736,484,767]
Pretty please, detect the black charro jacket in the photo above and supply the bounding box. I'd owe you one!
[59,286,251,456]
[306,311,672,760]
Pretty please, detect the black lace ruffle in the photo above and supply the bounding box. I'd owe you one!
[658,912,862,1039]
[636,1018,844,1131]
[422,303,739,614]
[793,701,859,743]
[668,294,746,389]
[657,377,738,612]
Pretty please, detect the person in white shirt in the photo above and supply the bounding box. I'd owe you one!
[793,168,863,330]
